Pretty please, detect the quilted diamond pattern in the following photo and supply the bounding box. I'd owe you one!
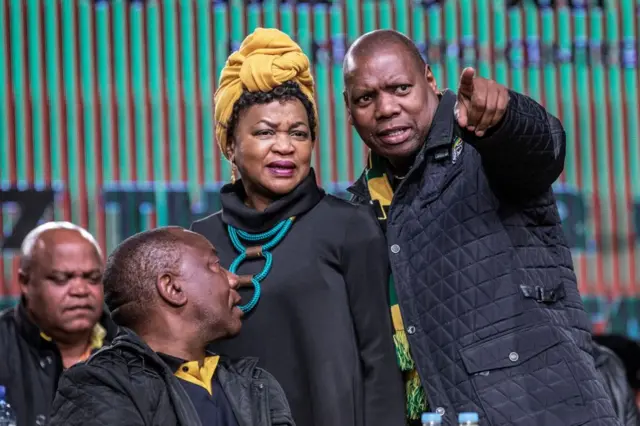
[355,91,621,426]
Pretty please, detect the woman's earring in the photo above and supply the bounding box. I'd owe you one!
[231,163,237,184]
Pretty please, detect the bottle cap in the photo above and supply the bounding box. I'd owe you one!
[458,412,479,423]
[422,412,442,423]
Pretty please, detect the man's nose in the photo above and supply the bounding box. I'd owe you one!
[375,92,401,119]
[69,278,91,296]
[225,269,239,289]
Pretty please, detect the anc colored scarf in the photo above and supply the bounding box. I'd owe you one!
[365,152,428,422]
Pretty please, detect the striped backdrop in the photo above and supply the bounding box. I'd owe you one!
[1,0,639,334]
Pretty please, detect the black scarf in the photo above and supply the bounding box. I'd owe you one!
[220,169,325,233]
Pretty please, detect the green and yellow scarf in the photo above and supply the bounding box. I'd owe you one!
[364,152,428,422]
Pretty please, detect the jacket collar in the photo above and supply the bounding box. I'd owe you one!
[15,299,118,353]
[101,327,169,367]
[98,328,202,425]
[103,328,260,426]
[593,343,613,369]
[106,328,260,379]
[347,90,458,198]
[422,89,458,153]
[14,300,56,351]
[156,349,260,378]
[347,169,369,199]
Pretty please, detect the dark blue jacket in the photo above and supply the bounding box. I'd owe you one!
[348,90,621,426]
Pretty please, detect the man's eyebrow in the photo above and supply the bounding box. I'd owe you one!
[351,88,374,97]
[48,268,102,275]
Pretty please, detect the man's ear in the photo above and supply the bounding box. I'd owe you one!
[156,273,187,308]
[18,268,30,297]
[343,91,352,125]
[425,65,438,94]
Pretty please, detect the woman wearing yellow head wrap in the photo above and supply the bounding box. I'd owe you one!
[191,28,404,426]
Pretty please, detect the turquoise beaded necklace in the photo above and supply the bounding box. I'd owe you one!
[227,217,295,313]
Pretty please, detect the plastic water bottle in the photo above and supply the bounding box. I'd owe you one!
[421,412,442,425]
[458,412,479,426]
[0,386,16,426]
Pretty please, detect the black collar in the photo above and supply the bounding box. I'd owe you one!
[14,301,57,352]
[220,168,325,233]
[422,89,458,154]
[158,352,189,372]
[346,168,368,199]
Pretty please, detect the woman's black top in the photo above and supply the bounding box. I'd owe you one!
[191,171,405,426]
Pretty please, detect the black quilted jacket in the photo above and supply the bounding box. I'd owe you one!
[348,90,621,426]
[48,328,295,426]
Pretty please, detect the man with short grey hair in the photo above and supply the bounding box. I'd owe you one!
[0,221,117,426]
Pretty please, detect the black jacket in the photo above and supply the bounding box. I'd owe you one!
[595,343,640,426]
[348,90,620,426]
[48,328,295,426]
[0,302,117,426]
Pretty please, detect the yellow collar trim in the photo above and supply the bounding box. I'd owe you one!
[174,356,220,396]
[40,323,106,350]
[89,323,107,350]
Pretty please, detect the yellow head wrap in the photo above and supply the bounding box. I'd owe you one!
[214,27,318,159]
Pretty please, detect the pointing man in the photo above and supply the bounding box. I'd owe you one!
[343,29,620,426]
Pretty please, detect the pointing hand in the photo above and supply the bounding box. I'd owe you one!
[454,67,510,137]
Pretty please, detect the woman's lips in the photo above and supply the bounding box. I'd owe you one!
[266,161,296,177]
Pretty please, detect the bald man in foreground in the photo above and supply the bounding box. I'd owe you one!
[343,30,620,425]
[0,222,117,426]
[49,227,293,426]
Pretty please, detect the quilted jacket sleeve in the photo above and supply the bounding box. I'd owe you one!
[48,363,146,426]
[595,345,640,426]
[622,386,640,426]
[463,89,566,197]
[260,367,297,426]
[341,205,406,426]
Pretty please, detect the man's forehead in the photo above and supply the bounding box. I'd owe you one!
[32,230,102,266]
[37,229,96,251]
[346,45,399,68]
[344,47,416,86]
[179,231,215,256]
